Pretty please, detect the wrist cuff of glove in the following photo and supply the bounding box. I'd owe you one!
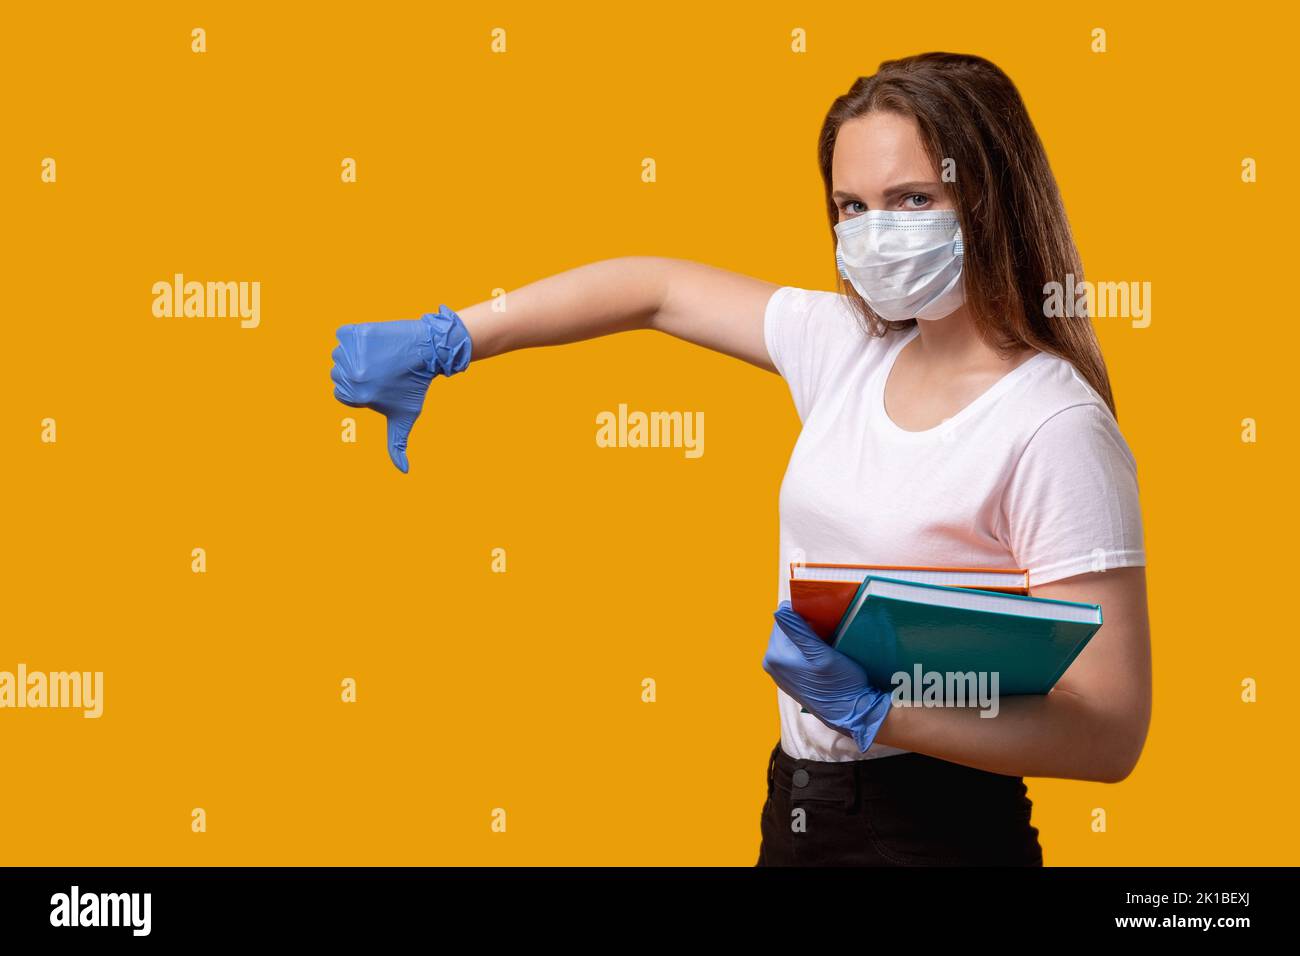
[849,691,894,753]
[419,304,473,377]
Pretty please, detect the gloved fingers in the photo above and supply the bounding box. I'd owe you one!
[331,334,361,395]
[386,414,418,474]
[330,363,365,408]
[773,600,818,637]
[329,362,351,390]
[334,324,358,348]
[762,619,808,682]
[773,601,832,663]
[333,326,365,377]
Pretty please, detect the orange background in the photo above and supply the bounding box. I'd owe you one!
[1,1,1295,864]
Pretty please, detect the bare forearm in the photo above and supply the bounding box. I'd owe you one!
[873,687,1146,783]
[453,257,671,360]
[451,256,777,370]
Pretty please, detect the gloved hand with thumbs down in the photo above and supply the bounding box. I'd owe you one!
[330,304,473,472]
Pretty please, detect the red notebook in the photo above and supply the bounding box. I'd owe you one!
[790,563,1030,641]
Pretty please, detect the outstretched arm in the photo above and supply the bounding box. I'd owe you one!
[331,256,779,470]
[457,256,779,370]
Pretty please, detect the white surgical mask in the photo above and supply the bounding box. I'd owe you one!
[834,209,965,321]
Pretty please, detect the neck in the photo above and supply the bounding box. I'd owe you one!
[909,304,995,366]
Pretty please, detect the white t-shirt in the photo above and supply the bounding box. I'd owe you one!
[764,285,1146,762]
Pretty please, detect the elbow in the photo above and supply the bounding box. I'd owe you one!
[1090,721,1150,784]
[1093,756,1138,785]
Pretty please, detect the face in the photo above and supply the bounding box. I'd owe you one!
[831,111,952,222]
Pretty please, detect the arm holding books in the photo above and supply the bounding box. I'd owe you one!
[870,566,1151,783]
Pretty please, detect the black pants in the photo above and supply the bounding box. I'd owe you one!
[756,740,1044,866]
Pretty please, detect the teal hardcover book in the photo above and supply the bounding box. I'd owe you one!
[828,576,1103,698]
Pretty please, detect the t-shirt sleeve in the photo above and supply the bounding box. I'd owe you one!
[763,285,865,422]
[1000,402,1147,587]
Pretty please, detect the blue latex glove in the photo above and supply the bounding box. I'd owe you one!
[762,600,894,753]
[331,304,472,473]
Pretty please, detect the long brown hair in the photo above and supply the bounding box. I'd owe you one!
[818,52,1116,417]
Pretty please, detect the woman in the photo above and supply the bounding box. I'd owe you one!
[330,52,1151,867]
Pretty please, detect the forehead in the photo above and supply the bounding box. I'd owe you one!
[831,111,936,191]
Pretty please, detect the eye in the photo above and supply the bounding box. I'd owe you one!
[902,193,931,209]
[840,200,867,216]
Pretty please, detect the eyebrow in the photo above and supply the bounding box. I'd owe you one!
[832,181,945,202]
